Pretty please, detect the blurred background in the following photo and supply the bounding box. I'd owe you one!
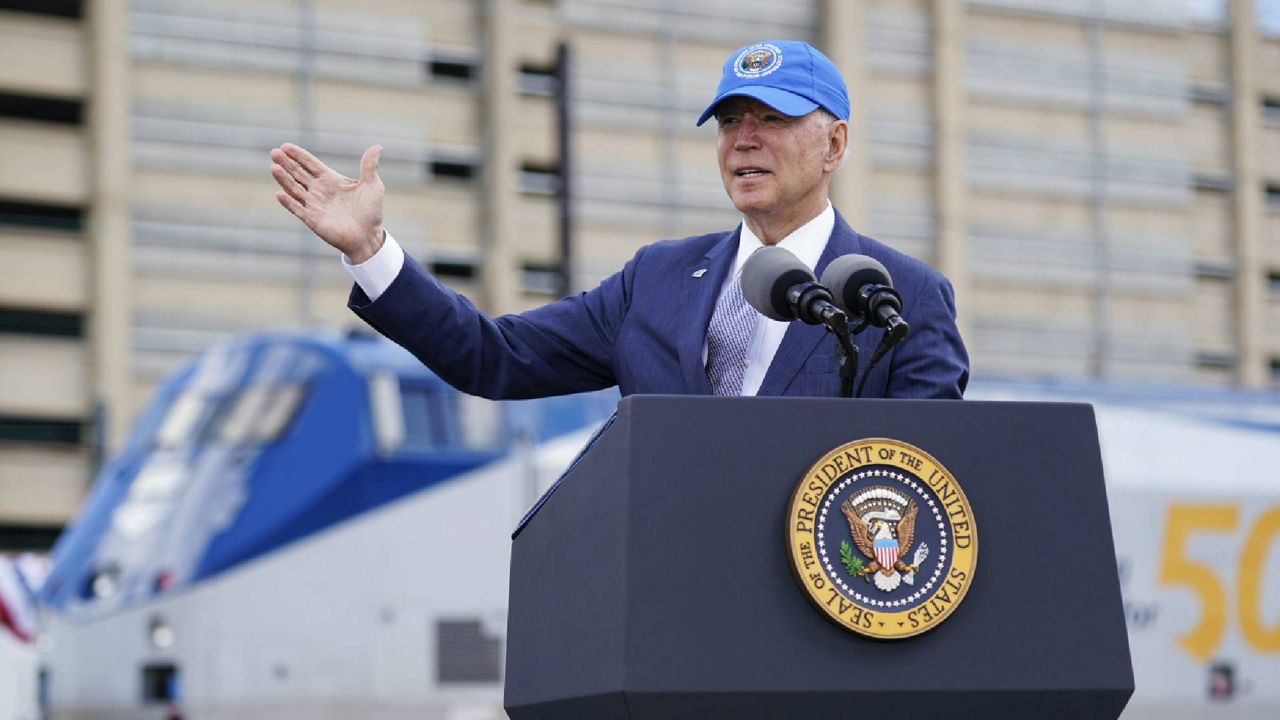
[0,0,1278,718]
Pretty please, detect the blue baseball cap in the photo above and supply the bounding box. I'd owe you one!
[696,40,850,127]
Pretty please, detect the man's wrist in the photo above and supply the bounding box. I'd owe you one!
[344,227,386,265]
[343,230,404,302]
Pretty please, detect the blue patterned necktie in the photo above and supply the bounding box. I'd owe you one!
[705,270,758,396]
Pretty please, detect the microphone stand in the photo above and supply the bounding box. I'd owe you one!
[780,278,908,399]
[822,282,908,399]
[790,281,866,399]
[822,311,866,399]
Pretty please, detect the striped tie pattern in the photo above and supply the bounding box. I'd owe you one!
[705,271,758,396]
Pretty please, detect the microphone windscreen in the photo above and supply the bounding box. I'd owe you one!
[819,254,892,315]
[740,246,815,321]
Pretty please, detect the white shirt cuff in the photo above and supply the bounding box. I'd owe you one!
[342,231,405,302]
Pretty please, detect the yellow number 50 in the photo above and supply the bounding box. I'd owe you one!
[1159,505,1280,661]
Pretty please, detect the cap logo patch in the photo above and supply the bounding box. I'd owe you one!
[734,43,782,79]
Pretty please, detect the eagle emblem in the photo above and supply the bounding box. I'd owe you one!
[786,438,978,639]
[733,43,783,78]
[840,487,930,592]
[740,49,774,72]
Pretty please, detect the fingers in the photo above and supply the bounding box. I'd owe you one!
[281,142,327,177]
[275,190,306,220]
[359,145,382,184]
[271,148,312,189]
[270,163,308,204]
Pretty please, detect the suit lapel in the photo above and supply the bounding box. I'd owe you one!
[677,227,740,394]
[756,211,863,396]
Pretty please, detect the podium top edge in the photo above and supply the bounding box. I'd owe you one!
[616,395,1096,411]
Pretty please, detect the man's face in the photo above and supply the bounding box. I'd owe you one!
[714,97,841,224]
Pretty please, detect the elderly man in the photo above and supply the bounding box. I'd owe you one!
[269,40,968,399]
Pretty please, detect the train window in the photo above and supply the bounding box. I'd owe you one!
[400,385,450,449]
[215,385,305,444]
[396,383,504,452]
[216,389,260,444]
[129,458,185,502]
[459,395,503,450]
[154,392,207,448]
[112,500,165,538]
[255,386,303,440]
[368,373,405,454]
[112,457,187,537]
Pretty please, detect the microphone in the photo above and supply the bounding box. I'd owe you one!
[740,246,843,326]
[820,254,909,344]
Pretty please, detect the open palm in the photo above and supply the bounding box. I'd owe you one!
[270,143,386,263]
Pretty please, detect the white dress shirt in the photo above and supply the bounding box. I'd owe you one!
[343,201,835,396]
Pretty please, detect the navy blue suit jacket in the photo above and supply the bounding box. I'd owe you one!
[349,210,968,399]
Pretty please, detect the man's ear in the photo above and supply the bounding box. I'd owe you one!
[825,120,849,172]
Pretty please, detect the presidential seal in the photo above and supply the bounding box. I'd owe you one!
[785,438,977,639]
[734,43,783,78]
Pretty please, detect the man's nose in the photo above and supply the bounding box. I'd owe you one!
[733,116,761,150]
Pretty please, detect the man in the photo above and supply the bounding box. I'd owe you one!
[269,40,968,399]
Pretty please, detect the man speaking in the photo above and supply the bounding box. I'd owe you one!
[269,40,968,399]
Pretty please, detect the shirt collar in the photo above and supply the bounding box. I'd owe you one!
[732,201,834,278]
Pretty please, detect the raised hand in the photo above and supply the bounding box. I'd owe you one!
[270,143,386,264]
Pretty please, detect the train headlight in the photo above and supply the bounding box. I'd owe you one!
[148,616,175,649]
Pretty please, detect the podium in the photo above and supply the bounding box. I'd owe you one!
[505,396,1134,719]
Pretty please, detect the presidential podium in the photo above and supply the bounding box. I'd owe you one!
[504,396,1134,719]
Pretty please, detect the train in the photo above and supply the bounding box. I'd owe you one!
[37,330,614,719]
[17,332,1280,719]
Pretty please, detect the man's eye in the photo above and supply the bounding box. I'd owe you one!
[718,116,740,126]
[763,114,786,124]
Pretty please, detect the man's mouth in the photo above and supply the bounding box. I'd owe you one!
[734,167,771,178]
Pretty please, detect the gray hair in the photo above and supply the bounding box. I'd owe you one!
[811,108,847,166]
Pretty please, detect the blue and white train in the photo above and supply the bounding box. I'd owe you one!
[38,331,615,720]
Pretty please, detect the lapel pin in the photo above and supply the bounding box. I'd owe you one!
[692,268,708,278]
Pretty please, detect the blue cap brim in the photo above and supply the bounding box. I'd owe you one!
[695,86,821,126]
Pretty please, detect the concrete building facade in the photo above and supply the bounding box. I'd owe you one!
[1,0,1278,548]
